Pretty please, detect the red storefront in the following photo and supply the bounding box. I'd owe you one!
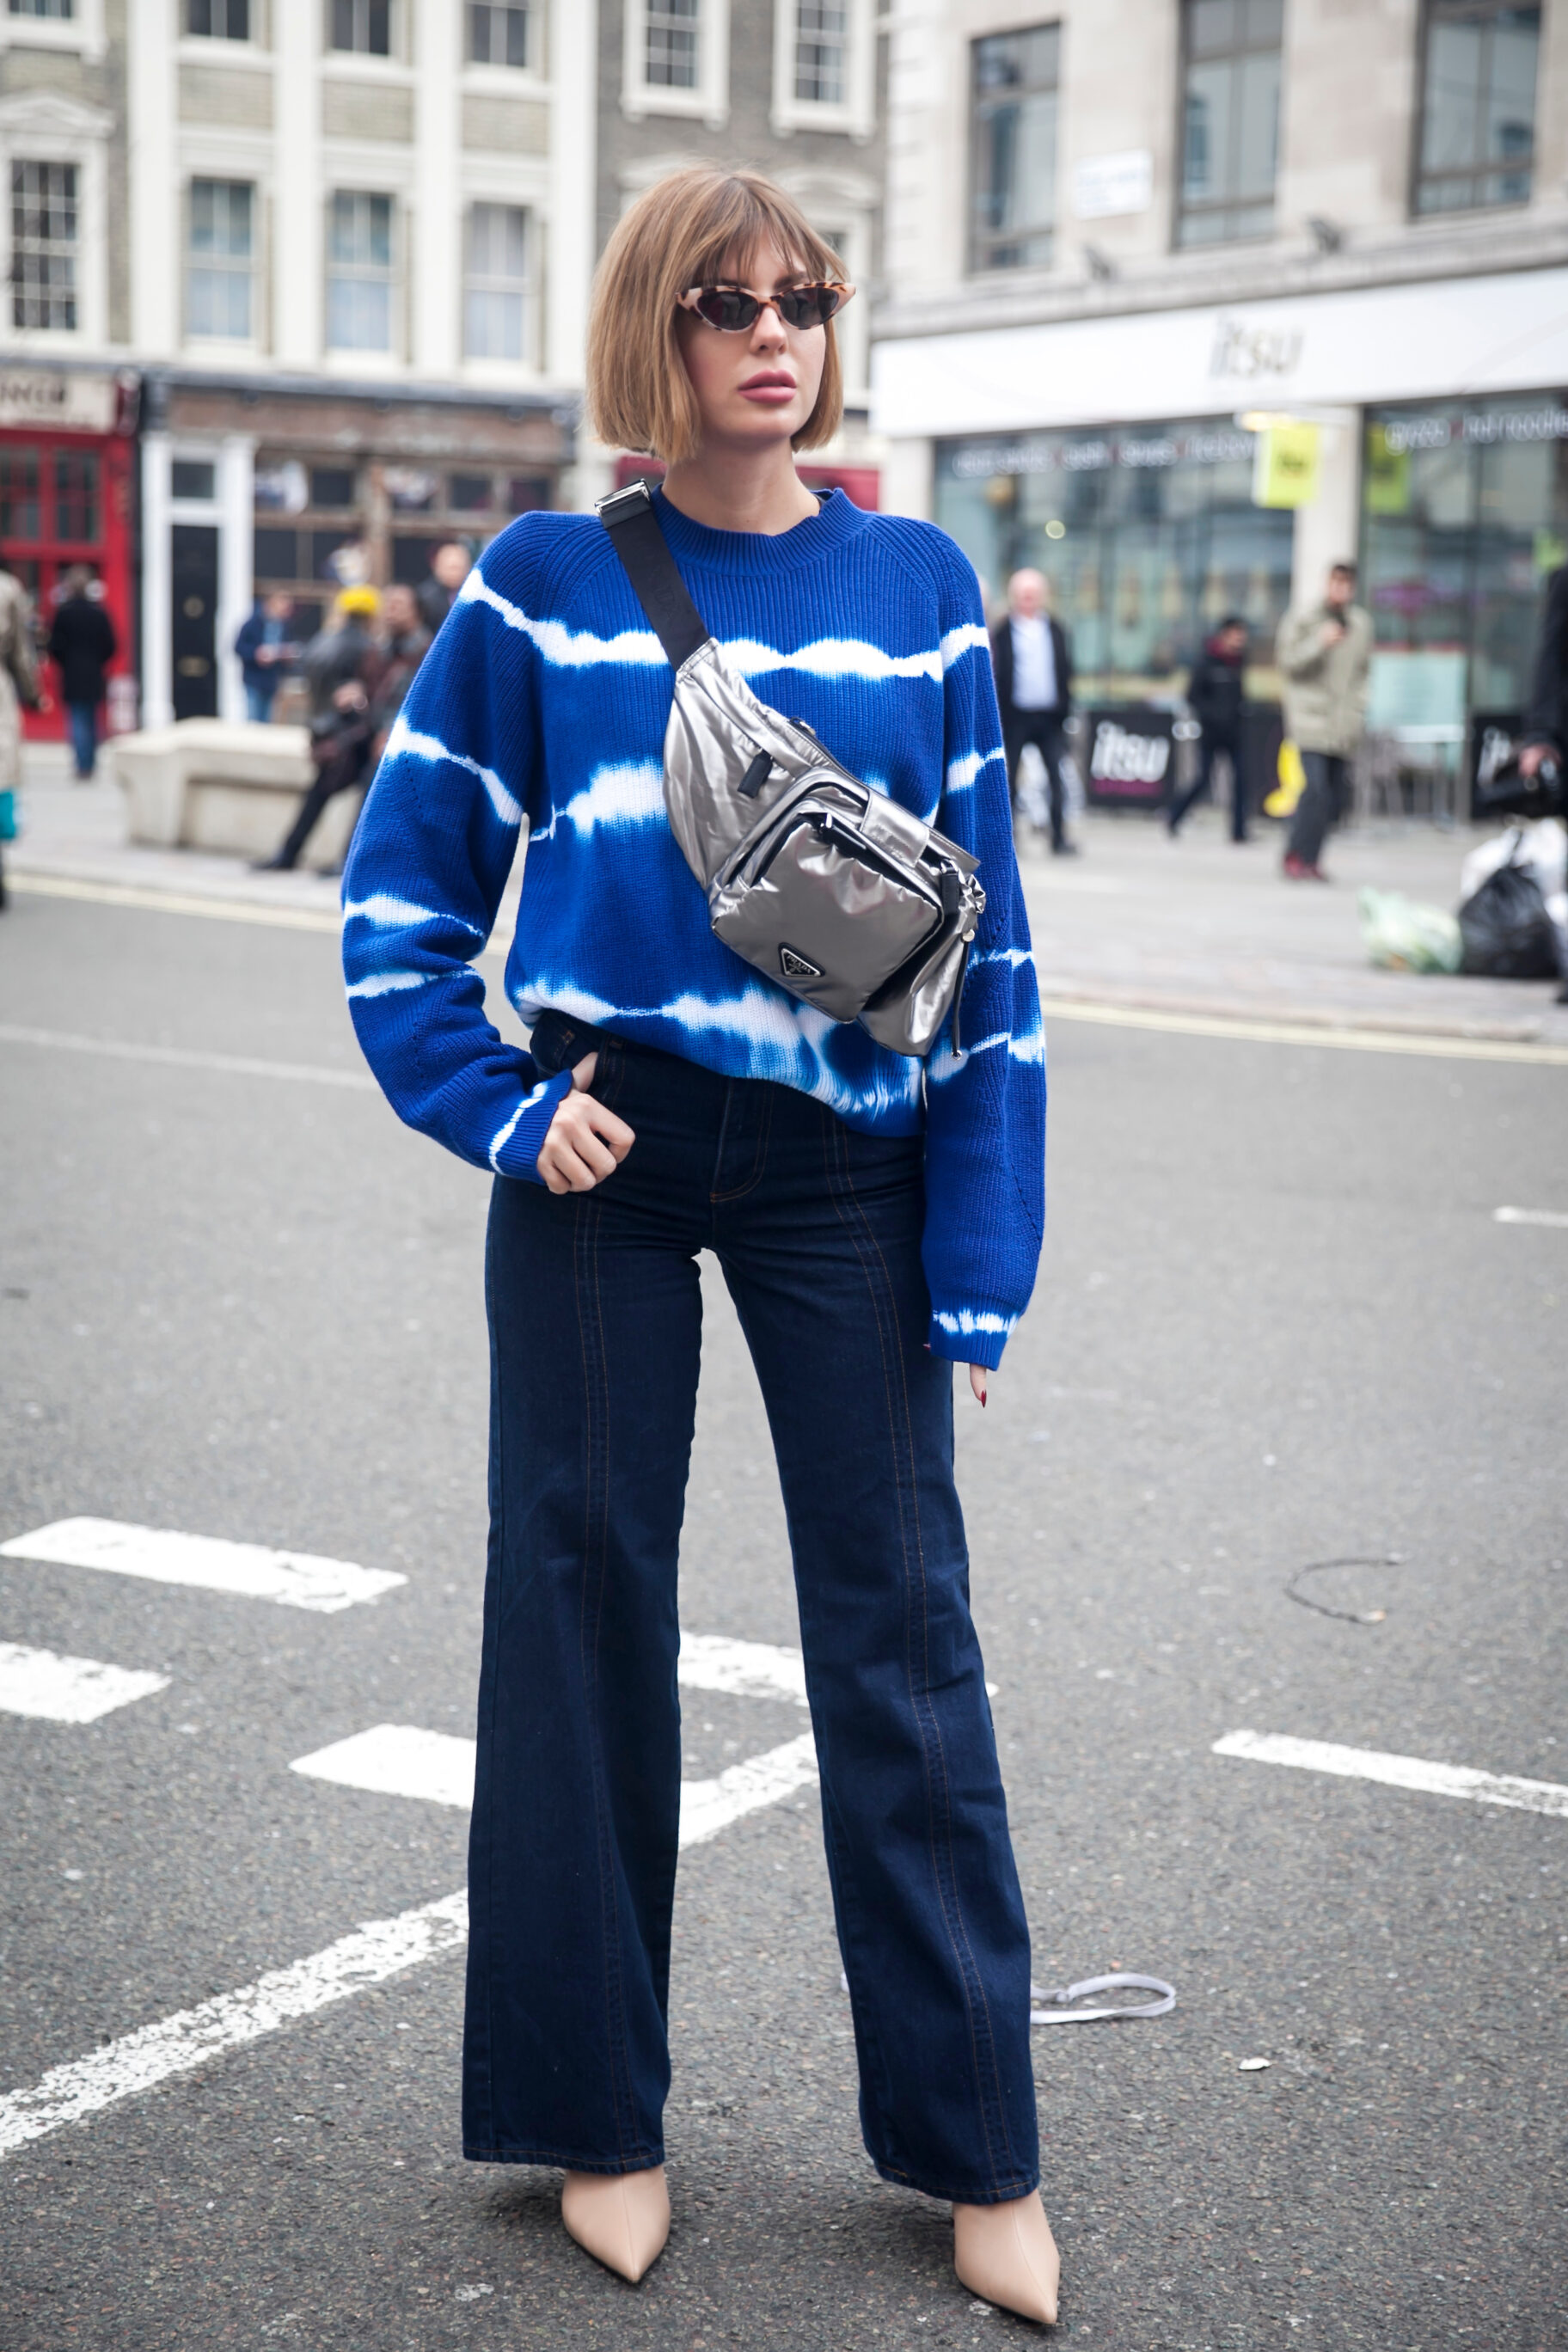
[0,368,138,743]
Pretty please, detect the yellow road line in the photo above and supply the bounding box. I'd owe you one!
[1038,995,1568,1067]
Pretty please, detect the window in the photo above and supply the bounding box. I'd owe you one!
[469,1,528,66]
[187,178,253,339]
[0,449,40,538]
[1415,1,1539,214]
[171,458,217,499]
[8,2,76,17]
[310,466,356,507]
[327,190,394,351]
[331,0,389,56]
[186,0,248,34]
[1178,0,1282,247]
[794,0,845,103]
[646,0,698,88]
[464,201,530,361]
[10,160,77,329]
[970,26,1059,273]
[53,450,99,540]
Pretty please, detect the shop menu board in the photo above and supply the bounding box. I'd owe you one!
[1081,707,1176,808]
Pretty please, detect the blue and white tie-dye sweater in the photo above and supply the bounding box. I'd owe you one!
[341,487,1044,1368]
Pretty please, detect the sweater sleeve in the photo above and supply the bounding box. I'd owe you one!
[340,530,573,1181]
[920,542,1046,1369]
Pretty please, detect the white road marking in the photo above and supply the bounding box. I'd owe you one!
[1038,994,1568,1068]
[0,1639,169,1724]
[0,1889,469,2159]
[291,1724,475,1810]
[0,1021,377,1093]
[1214,1729,1568,1820]
[1494,1204,1568,1228]
[677,1632,808,1707]
[678,1733,820,1847]
[0,1518,406,1614]
[287,1719,822,1849]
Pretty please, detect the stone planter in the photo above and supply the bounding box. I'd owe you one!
[110,720,358,865]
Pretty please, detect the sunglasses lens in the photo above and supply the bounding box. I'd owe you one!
[695,289,758,330]
[778,288,838,328]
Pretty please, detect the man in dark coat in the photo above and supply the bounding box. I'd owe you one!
[415,541,473,636]
[989,567,1076,854]
[47,566,117,780]
[1520,564,1567,781]
[253,588,382,872]
[1167,616,1250,840]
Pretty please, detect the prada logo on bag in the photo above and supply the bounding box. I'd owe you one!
[779,944,824,981]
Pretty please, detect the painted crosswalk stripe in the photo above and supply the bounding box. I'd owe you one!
[1214,1729,1568,1820]
[0,1640,169,1724]
[0,1518,405,1614]
[677,1632,808,1707]
[1494,1204,1568,1228]
[0,1889,469,2159]
[289,1720,822,1848]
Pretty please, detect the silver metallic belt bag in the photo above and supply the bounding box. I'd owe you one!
[597,481,985,1057]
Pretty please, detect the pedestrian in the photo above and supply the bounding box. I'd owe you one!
[252,587,379,873]
[234,591,302,723]
[1167,614,1250,841]
[365,582,431,763]
[0,560,39,913]
[46,565,116,781]
[1516,560,1568,1000]
[989,567,1076,854]
[342,167,1053,2324]
[1277,560,1372,880]
[414,539,473,637]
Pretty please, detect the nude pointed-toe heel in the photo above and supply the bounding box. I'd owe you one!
[560,2165,671,2283]
[952,2191,1060,2325]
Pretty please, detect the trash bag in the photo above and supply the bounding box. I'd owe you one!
[1357,886,1463,973]
[1457,851,1562,978]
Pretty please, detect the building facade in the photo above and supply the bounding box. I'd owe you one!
[589,0,888,503]
[873,0,1568,776]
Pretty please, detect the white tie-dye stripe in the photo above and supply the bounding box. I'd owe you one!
[346,971,433,1001]
[383,716,523,829]
[487,1075,562,1173]
[940,622,991,671]
[462,569,668,670]
[533,762,665,842]
[933,1308,1017,1340]
[724,636,940,684]
[344,893,483,936]
[945,746,1005,793]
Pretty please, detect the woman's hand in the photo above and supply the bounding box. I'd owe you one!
[536,1052,636,1196]
[969,1365,988,1407]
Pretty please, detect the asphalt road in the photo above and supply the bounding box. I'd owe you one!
[1,883,1565,2352]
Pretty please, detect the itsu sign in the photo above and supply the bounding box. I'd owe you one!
[1084,708,1175,809]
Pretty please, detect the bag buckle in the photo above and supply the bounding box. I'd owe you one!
[594,481,655,526]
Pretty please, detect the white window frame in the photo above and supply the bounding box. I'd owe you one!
[622,0,730,129]
[181,0,260,43]
[184,173,260,349]
[771,0,874,141]
[0,91,111,350]
[0,0,107,66]
[323,184,402,366]
[465,0,535,74]
[461,197,539,370]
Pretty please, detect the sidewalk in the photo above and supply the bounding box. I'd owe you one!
[9,745,1568,1046]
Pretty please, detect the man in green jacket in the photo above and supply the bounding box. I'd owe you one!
[1277,560,1372,879]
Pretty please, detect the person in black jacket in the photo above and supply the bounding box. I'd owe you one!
[253,588,382,872]
[1520,563,1567,783]
[1167,616,1249,840]
[989,567,1076,854]
[47,566,117,781]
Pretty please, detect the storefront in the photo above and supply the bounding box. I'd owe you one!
[0,365,138,743]
[138,373,574,728]
[874,263,1568,790]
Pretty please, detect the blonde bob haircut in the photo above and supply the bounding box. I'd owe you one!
[588,168,846,465]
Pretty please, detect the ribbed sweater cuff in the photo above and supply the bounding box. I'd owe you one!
[491,1067,574,1184]
[926,1300,1019,1371]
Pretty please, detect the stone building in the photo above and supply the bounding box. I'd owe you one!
[588,0,888,503]
[873,0,1568,777]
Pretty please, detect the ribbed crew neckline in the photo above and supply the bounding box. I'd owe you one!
[652,483,869,576]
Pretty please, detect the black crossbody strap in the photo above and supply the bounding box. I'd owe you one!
[596,480,710,671]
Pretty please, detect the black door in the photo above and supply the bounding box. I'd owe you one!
[171,524,219,720]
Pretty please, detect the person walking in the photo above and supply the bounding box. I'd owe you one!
[1517,561,1568,1000]
[46,567,116,781]
[1167,615,1250,840]
[0,562,38,913]
[415,539,473,636]
[342,168,1053,2324]
[990,567,1076,854]
[252,587,380,872]
[1277,560,1371,879]
[235,592,302,722]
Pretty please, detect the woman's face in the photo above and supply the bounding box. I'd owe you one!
[672,236,827,455]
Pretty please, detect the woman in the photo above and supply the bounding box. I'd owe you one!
[342,168,1053,2324]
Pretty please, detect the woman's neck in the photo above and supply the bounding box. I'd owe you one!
[660,440,818,536]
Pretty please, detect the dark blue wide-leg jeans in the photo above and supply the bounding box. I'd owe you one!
[462,1014,1039,2204]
